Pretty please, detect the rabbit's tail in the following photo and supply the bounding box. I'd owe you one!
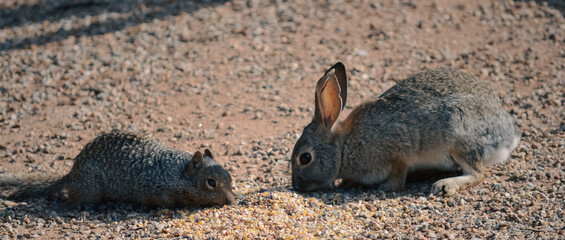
[485,131,520,166]
[1,173,67,200]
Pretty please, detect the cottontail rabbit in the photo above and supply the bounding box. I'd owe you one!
[291,62,519,196]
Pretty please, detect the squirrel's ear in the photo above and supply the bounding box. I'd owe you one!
[314,62,348,131]
[204,149,214,159]
[187,151,204,172]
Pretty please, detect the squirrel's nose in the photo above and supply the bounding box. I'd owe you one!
[225,191,235,205]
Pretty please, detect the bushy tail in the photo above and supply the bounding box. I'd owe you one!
[0,173,67,200]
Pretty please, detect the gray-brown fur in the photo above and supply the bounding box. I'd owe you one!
[5,132,235,207]
[291,62,519,196]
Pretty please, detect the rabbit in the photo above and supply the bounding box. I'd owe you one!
[291,62,519,196]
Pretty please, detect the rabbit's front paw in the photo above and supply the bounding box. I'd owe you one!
[431,179,459,196]
[377,182,404,192]
[339,179,361,189]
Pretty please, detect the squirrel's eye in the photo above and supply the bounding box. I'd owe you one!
[299,152,312,165]
[207,178,217,188]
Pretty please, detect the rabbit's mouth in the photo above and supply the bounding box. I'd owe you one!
[292,176,333,192]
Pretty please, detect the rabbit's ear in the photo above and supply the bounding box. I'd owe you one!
[315,62,348,130]
[332,62,348,108]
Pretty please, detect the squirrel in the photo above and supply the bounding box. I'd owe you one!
[1,131,235,207]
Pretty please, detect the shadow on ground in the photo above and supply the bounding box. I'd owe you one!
[515,0,564,16]
[282,169,463,206]
[0,0,230,51]
[0,195,214,224]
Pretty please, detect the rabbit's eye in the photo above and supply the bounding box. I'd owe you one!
[207,178,217,188]
[299,152,312,165]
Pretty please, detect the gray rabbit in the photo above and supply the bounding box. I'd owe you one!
[291,62,519,196]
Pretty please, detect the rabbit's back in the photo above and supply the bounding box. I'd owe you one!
[344,68,517,169]
[380,68,493,102]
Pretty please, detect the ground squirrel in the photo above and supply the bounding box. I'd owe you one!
[2,132,235,207]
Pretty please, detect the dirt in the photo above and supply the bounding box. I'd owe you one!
[0,0,564,239]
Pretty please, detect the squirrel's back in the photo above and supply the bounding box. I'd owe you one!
[73,131,169,166]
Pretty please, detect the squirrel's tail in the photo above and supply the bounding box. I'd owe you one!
[0,173,67,200]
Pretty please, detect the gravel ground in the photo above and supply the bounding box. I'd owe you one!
[1,0,564,239]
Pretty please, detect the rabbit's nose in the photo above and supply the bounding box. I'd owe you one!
[291,179,299,191]
[293,176,309,192]
[293,183,300,191]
